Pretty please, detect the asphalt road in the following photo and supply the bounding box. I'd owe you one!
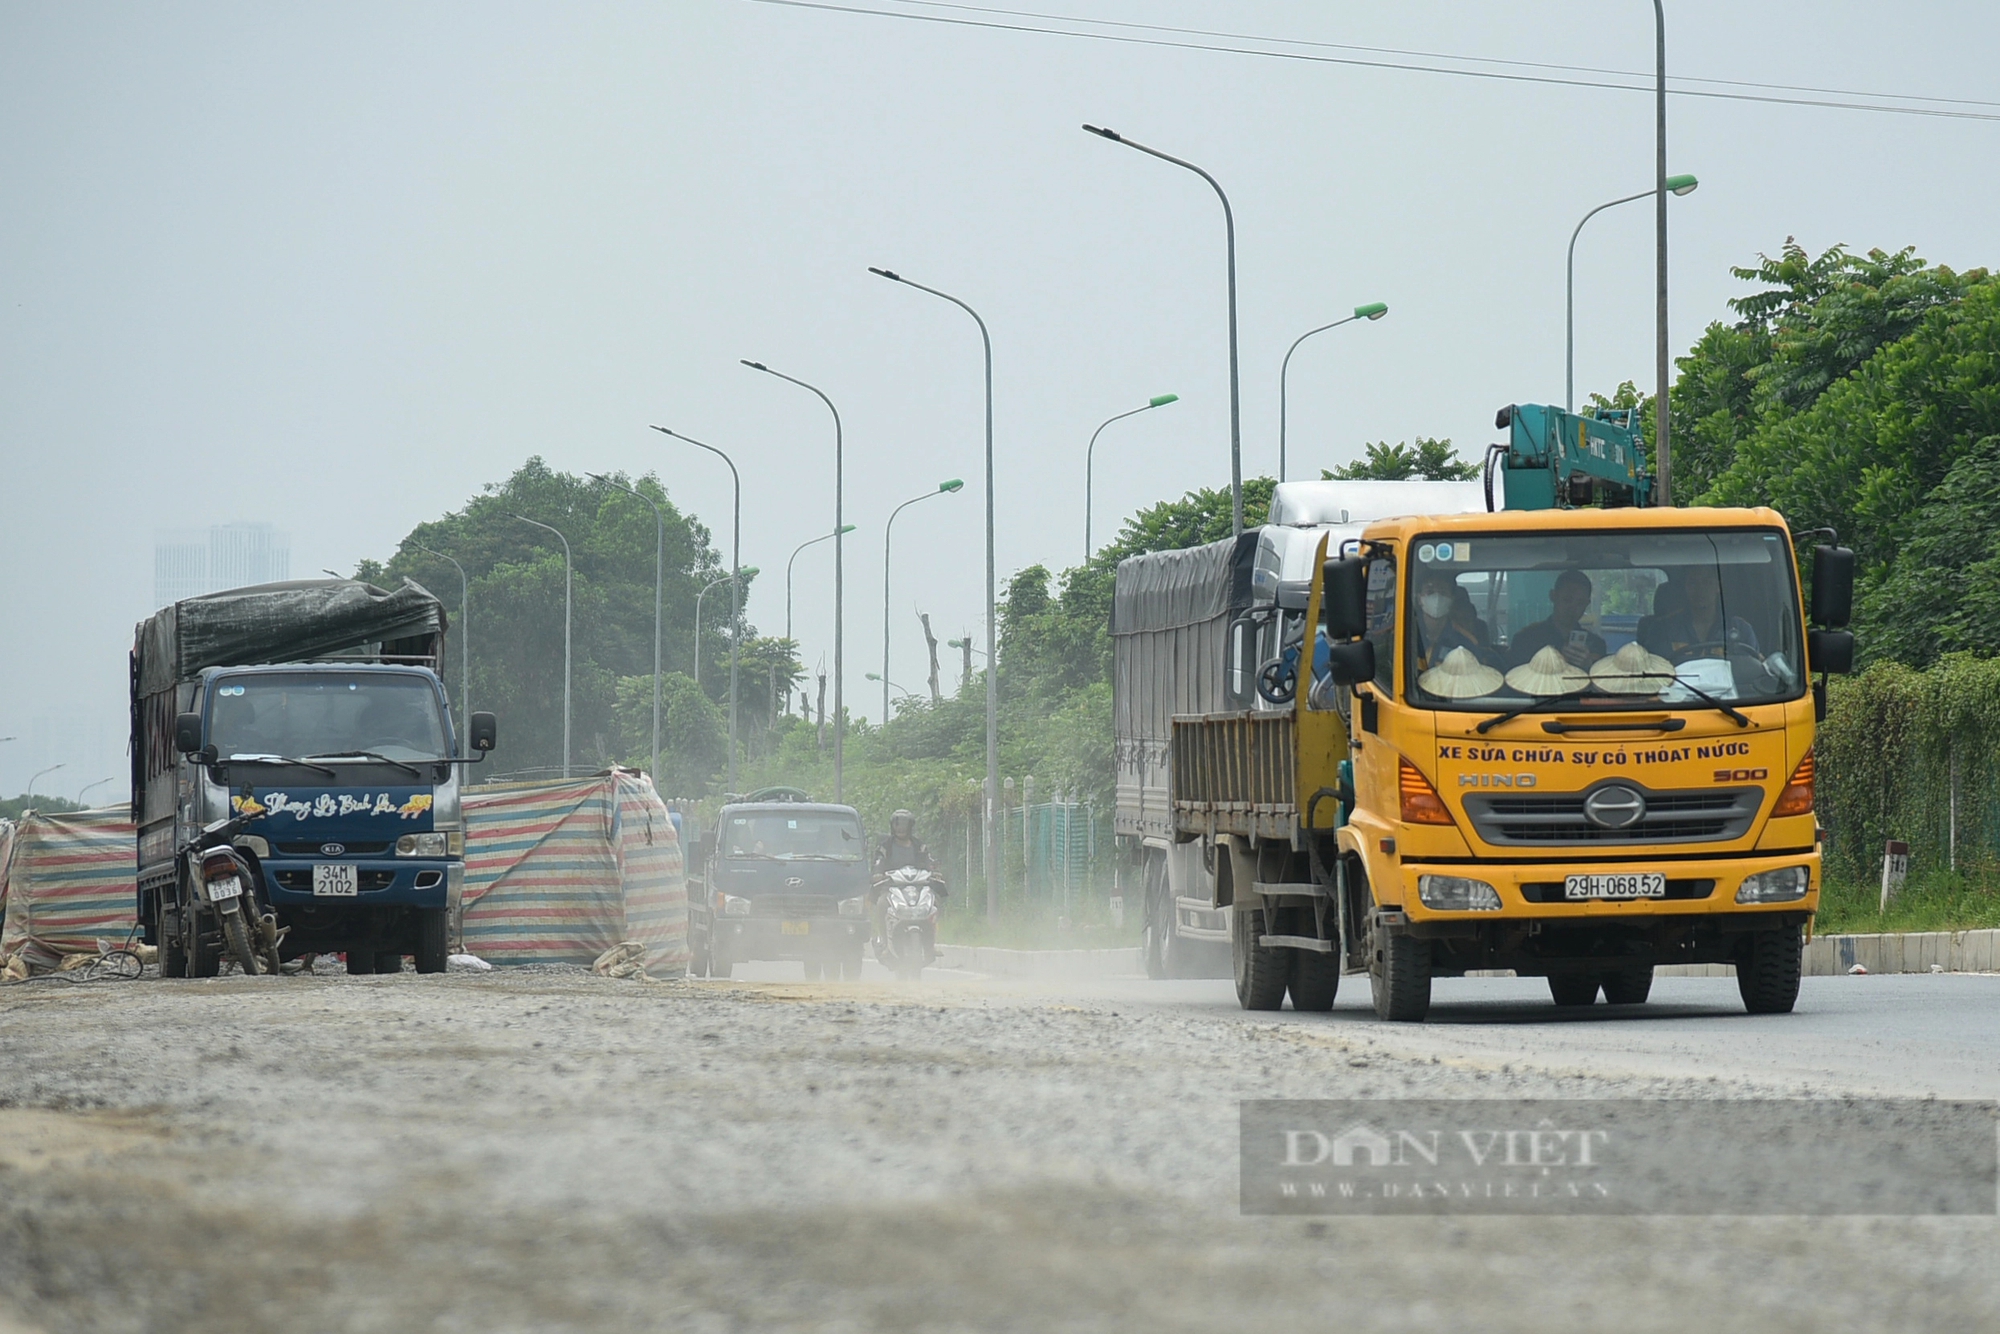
[1,962,1995,1333]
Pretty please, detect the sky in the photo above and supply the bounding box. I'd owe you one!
[3,0,1996,798]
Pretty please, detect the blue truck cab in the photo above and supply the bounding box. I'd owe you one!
[133,579,495,975]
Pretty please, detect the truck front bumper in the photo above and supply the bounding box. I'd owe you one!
[1391,849,1818,925]
[260,858,454,910]
[713,915,869,962]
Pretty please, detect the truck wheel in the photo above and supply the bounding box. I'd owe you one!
[415,909,449,974]
[1738,924,1802,1014]
[345,950,375,976]
[1548,973,1599,1006]
[710,952,733,979]
[1141,853,1169,980]
[188,915,222,978]
[802,958,824,981]
[375,951,405,975]
[1600,964,1654,1005]
[157,893,188,979]
[1370,932,1432,1022]
[1287,947,1340,1012]
[221,909,260,976]
[1232,908,1290,1011]
[840,952,863,981]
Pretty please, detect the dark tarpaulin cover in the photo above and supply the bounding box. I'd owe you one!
[1111,532,1259,637]
[134,579,447,696]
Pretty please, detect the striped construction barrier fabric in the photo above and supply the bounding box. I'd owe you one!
[461,770,688,976]
[0,808,139,970]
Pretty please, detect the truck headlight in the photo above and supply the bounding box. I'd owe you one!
[1417,875,1502,911]
[1735,866,1809,904]
[838,896,865,918]
[396,833,449,857]
[716,892,752,917]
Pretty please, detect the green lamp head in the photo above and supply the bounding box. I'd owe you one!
[1666,173,1699,196]
[939,479,965,493]
[1148,393,1179,408]
[1354,302,1389,321]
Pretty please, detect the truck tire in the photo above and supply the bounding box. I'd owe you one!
[1548,973,1600,1007]
[1141,853,1170,980]
[157,892,188,979]
[415,908,449,974]
[1370,932,1432,1022]
[375,951,405,975]
[1287,946,1340,1012]
[1232,908,1290,1011]
[345,950,375,976]
[188,914,222,978]
[221,909,260,976]
[1600,964,1654,1005]
[802,958,824,981]
[1737,924,1802,1014]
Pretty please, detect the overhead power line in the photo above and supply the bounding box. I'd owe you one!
[748,0,2000,124]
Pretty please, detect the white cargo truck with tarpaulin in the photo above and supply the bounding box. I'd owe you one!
[131,578,497,976]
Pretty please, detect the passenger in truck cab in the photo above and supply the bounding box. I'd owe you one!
[1411,568,1491,671]
[1641,567,1760,662]
[1510,569,1607,669]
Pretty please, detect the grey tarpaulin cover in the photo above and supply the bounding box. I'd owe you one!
[1110,532,1259,637]
[135,579,447,695]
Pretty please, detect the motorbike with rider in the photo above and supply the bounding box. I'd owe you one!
[872,810,947,978]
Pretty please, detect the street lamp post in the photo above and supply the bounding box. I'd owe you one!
[1566,175,1697,413]
[76,777,114,806]
[650,427,746,794]
[868,266,1001,922]
[882,479,964,722]
[581,478,663,787]
[694,571,745,685]
[1084,124,1244,536]
[787,525,857,644]
[411,543,470,737]
[1655,0,1672,503]
[1085,395,1177,562]
[507,514,572,780]
[28,763,63,796]
[742,362,846,800]
[1279,303,1388,482]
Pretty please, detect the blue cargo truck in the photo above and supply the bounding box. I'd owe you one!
[131,579,496,976]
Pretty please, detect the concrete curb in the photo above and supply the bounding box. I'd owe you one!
[934,944,1142,980]
[936,930,2000,981]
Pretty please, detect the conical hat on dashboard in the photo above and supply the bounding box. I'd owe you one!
[1590,640,1676,695]
[1504,645,1589,697]
[1418,646,1504,699]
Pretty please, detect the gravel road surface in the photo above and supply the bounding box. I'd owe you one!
[2,963,1995,1332]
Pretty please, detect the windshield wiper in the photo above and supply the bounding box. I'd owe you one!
[305,751,427,778]
[1666,680,1751,728]
[223,754,340,779]
[1475,688,1596,734]
[780,853,856,861]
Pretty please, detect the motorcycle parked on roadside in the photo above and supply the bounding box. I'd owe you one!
[162,812,282,978]
[875,866,945,980]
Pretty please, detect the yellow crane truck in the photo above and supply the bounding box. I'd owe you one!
[1114,404,1856,1020]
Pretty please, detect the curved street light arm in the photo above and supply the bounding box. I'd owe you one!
[652,426,746,792]
[507,513,573,779]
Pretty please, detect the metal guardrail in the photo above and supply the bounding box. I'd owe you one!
[1169,711,1296,839]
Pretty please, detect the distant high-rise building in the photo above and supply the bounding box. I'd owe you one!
[154,522,292,606]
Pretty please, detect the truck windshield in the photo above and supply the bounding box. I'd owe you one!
[723,812,864,861]
[1403,528,1805,710]
[209,673,450,762]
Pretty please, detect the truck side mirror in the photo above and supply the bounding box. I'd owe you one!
[1807,629,1855,676]
[1325,639,1376,686]
[695,831,716,867]
[174,712,204,755]
[1810,545,1855,627]
[1320,558,1368,640]
[469,712,498,752]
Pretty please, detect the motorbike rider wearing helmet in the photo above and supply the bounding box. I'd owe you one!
[872,810,939,951]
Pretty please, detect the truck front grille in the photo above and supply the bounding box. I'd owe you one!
[1464,787,1761,846]
[277,841,389,856]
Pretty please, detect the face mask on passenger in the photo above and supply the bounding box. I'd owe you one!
[1419,593,1452,619]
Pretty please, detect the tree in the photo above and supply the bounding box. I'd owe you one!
[1323,438,1477,481]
